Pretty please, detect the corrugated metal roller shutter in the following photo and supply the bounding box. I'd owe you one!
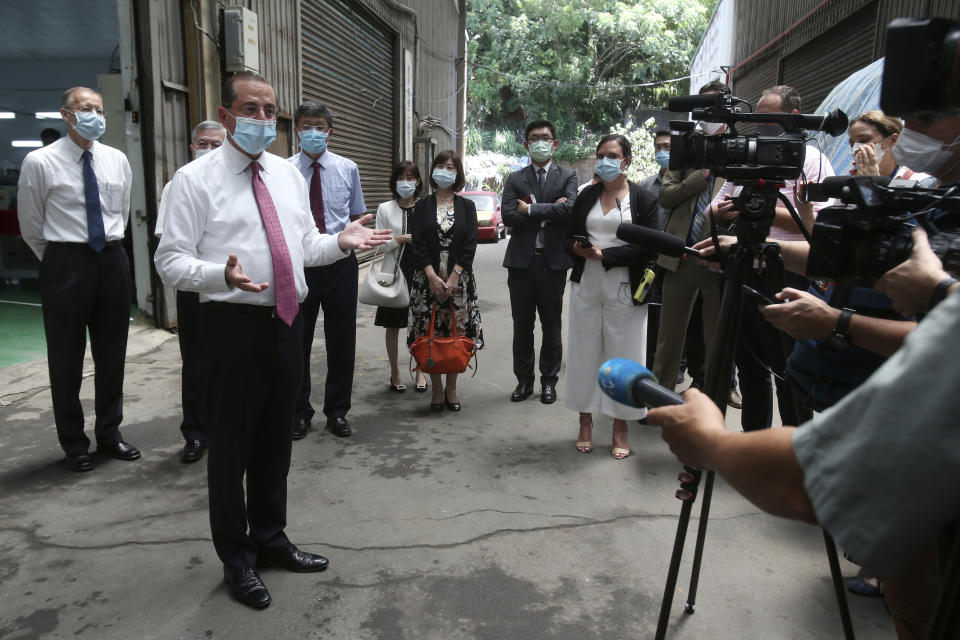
[301,0,395,215]
[731,51,779,107]
[781,3,877,112]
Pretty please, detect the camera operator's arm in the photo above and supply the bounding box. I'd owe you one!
[761,288,916,357]
[876,228,958,317]
[659,169,709,209]
[773,202,814,235]
[648,389,815,522]
[690,236,809,276]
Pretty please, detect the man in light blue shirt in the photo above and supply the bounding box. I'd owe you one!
[287,101,366,439]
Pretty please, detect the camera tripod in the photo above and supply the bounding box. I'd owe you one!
[653,181,855,639]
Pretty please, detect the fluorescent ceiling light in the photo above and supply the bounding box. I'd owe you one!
[0,112,14,119]
[12,140,42,148]
[35,112,61,119]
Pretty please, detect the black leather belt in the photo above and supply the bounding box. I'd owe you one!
[49,240,122,249]
[202,301,281,318]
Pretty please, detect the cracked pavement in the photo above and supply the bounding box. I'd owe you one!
[0,242,896,639]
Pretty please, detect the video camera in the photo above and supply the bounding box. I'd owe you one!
[803,17,960,286]
[666,92,848,182]
[805,176,960,285]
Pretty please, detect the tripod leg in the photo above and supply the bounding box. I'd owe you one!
[823,530,856,639]
[656,493,699,640]
[685,470,715,613]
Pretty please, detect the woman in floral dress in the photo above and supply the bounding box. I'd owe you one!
[407,150,484,412]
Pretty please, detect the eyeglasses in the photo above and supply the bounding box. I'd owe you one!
[527,136,554,143]
[74,107,105,117]
[235,104,278,119]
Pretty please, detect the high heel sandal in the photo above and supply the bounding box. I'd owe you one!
[611,447,630,460]
[444,389,461,412]
[390,378,406,393]
[576,422,593,453]
[414,379,428,393]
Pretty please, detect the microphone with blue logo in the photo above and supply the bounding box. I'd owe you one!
[598,358,685,408]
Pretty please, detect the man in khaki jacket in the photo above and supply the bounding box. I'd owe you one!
[652,81,730,392]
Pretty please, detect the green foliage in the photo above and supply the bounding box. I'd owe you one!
[608,117,659,181]
[467,0,716,142]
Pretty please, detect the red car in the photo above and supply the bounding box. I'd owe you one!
[459,191,505,242]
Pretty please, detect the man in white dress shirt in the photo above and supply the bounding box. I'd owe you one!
[154,72,388,610]
[154,120,225,464]
[17,86,141,472]
[287,101,366,440]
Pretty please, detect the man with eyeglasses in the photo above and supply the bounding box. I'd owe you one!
[501,119,578,404]
[287,101,366,440]
[154,120,226,464]
[155,72,389,609]
[17,86,140,473]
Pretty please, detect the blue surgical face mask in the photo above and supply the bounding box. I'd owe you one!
[298,128,328,155]
[432,168,457,189]
[228,113,277,155]
[655,150,670,169]
[396,180,417,199]
[194,148,213,159]
[595,157,624,182]
[71,110,106,140]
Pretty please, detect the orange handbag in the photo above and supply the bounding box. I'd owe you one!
[410,301,477,375]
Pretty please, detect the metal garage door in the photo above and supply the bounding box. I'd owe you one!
[301,0,395,214]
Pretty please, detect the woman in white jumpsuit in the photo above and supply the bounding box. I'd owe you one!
[564,134,662,459]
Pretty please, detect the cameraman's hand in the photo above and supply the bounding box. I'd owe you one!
[876,228,949,316]
[760,288,838,339]
[692,234,736,268]
[647,388,728,470]
[713,198,738,221]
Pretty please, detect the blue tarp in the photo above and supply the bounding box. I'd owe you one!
[810,57,885,177]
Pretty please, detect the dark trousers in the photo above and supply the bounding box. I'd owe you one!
[39,242,130,456]
[201,304,302,570]
[176,290,204,443]
[684,294,707,386]
[736,272,809,430]
[507,255,566,387]
[297,254,358,421]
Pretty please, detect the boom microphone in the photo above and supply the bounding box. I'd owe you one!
[616,223,702,258]
[598,358,685,408]
[667,93,725,113]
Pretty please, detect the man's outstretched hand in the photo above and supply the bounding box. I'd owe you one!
[647,388,728,470]
[225,253,269,292]
[338,213,393,251]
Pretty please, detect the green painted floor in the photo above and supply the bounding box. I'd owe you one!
[0,282,46,368]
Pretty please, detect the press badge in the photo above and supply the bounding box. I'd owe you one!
[634,268,656,303]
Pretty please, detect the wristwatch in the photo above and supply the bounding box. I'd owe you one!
[824,307,855,350]
[928,276,959,310]
[453,266,463,276]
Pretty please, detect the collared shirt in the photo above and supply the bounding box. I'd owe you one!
[708,144,836,242]
[155,149,223,237]
[16,136,132,258]
[154,139,349,306]
[288,150,366,235]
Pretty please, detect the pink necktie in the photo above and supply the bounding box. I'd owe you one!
[310,161,326,233]
[250,161,298,326]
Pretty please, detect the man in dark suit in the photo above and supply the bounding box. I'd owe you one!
[501,120,578,404]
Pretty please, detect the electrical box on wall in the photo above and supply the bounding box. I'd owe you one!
[224,6,260,73]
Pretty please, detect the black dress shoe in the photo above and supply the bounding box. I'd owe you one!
[510,383,533,402]
[223,566,271,609]
[64,453,94,472]
[444,399,462,412]
[327,417,352,438]
[181,440,206,463]
[430,402,445,412]
[292,417,310,441]
[257,545,329,573]
[541,384,557,404]
[97,440,141,461]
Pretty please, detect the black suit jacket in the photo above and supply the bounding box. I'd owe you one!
[563,181,660,304]
[411,194,478,273]
[501,162,577,271]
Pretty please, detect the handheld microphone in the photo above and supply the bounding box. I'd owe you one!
[616,223,702,258]
[598,358,685,408]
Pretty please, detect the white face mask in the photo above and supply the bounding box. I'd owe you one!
[893,128,960,176]
[700,121,725,135]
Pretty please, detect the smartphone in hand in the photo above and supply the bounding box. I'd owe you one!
[741,285,776,306]
[572,234,592,248]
